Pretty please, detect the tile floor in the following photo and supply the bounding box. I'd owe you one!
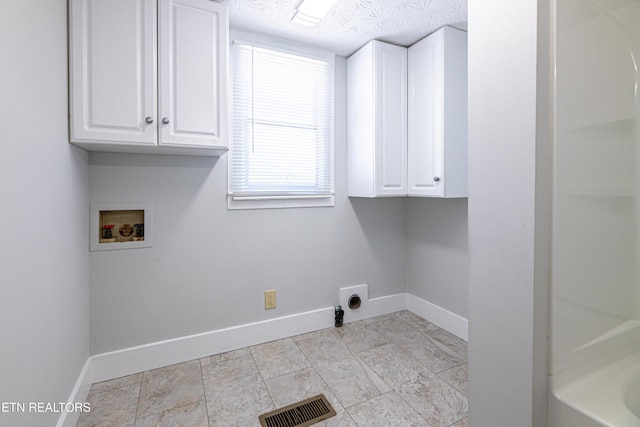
[76,311,468,427]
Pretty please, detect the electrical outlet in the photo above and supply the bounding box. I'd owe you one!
[265,289,276,310]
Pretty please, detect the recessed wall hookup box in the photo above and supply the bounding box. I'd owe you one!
[90,203,153,251]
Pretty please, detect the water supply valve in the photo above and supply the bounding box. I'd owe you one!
[335,306,344,327]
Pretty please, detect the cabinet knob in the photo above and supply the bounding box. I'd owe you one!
[145,116,154,124]
[433,176,441,182]
[162,117,170,124]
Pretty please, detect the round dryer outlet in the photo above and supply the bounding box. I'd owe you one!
[348,294,361,310]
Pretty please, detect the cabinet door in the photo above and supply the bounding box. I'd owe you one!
[374,42,408,196]
[408,30,444,197]
[70,0,157,146]
[158,0,228,149]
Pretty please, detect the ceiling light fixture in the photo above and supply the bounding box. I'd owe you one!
[291,0,339,26]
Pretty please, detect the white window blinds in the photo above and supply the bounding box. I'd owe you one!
[230,40,334,201]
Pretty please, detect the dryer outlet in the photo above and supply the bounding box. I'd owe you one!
[338,284,368,322]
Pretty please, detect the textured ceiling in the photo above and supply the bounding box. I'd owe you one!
[218,0,467,57]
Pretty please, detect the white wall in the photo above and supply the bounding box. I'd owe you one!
[88,56,408,354]
[406,198,468,318]
[0,1,90,426]
[467,0,551,425]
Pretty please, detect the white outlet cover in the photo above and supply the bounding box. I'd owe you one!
[338,284,368,323]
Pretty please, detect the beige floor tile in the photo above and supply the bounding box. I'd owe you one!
[333,320,389,353]
[212,347,250,363]
[352,351,394,396]
[296,330,390,408]
[88,373,142,396]
[362,313,398,324]
[428,328,468,358]
[395,311,441,336]
[200,347,251,367]
[358,344,467,427]
[137,360,204,418]
[320,408,358,427]
[347,392,431,427]
[369,316,465,373]
[292,327,336,343]
[203,355,273,427]
[450,417,469,427]
[264,367,356,427]
[76,383,139,427]
[134,400,208,427]
[250,338,311,379]
[438,363,468,397]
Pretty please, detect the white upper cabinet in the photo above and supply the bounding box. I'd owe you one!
[69,0,228,156]
[158,0,227,150]
[408,26,468,198]
[347,27,467,198]
[70,0,157,147]
[347,41,408,197]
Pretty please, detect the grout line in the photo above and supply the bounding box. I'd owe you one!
[199,358,212,427]
[351,321,460,422]
[445,416,469,427]
[249,344,276,411]
[369,313,467,375]
[436,363,469,397]
[293,330,366,411]
[367,322,437,375]
[129,361,207,422]
[293,343,359,425]
[133,370,145,421]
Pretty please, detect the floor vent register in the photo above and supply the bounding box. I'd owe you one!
[259,394,337,427]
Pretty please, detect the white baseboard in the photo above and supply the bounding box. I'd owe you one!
[91,306,335,383]
[407,293,469,341]
[56,358,93,427]
[75,291,465,393]
[365,292,408,319]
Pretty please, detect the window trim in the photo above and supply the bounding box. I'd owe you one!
[227,30,335,210]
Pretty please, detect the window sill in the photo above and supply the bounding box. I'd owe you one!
[227,194,335,210]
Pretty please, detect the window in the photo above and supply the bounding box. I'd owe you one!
[229,34,334,209]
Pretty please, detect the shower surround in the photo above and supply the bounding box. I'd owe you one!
[549,0,640,425]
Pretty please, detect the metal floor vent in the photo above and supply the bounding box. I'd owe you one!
[259,394,337,427]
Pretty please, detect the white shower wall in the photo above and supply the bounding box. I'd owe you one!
[551,0,640,377]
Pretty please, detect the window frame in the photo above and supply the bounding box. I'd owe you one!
[228,30,335,210]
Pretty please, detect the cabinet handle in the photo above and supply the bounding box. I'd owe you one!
[162,117,170,124]
[433,177,441,182]
[145,116,154,124]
